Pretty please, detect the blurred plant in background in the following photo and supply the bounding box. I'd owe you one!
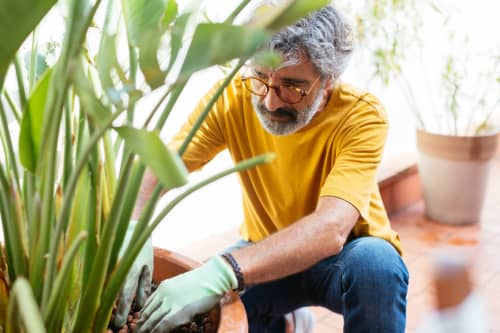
[336,0,500,135]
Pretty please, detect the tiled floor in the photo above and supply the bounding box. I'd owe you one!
[180,153,500,332]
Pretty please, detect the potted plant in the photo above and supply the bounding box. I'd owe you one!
[0,0,328,331]
[339,0,499,224]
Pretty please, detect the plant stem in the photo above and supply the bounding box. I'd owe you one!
[0,101,22,203]
[44,232,88,330]
[2,90,21,123]
[224,0,251,24]
[178,58,246,156]
[42,109,124,309]
[29,28,39,93]
[7,278,47,333]
[70,156,133,333]
[14,56,27,109]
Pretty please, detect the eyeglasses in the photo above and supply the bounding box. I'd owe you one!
[241,75,321,104]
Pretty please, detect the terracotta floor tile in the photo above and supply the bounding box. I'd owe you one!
[406,292,435,331]
[444,224,497,248]
[402,248,421,264]
[406,255,434,297]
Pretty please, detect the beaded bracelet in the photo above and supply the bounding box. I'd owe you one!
[221,252,245,292]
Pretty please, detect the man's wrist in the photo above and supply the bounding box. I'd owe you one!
[220,253,245,292]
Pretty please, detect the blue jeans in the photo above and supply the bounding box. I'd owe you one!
[227,236,409,333]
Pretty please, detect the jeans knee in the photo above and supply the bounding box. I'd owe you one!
[342,237,409,296]
[334,238,408,332]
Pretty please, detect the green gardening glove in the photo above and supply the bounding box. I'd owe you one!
[113,220,154,328]
[135,256,238,333]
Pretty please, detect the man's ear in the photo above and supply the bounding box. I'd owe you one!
[323,76,335,97]
[320,76,335,106]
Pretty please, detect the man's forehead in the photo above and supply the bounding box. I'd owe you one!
[248,58,315,77]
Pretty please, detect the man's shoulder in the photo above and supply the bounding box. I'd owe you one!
[332,82,387,122]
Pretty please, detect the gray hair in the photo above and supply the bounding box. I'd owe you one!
[267,5,353,80]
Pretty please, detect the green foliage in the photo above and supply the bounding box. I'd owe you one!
[116,127,189,189]
[8,278,47,333]
[19,69,52,172]
[178,23,270,82]
[0,0,57,89]
[0,0,326,332]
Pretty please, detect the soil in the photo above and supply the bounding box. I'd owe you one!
[108,283,219,333]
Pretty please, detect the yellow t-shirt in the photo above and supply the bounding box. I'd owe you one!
[170,76,402,254]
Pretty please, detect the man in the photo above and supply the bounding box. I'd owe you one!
[116,5,409,333]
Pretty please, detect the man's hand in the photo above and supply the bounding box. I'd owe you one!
[113,221,154,328]
[136,256,238,333]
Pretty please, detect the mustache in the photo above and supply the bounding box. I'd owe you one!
[258,104,298,120]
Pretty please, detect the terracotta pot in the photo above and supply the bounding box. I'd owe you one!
[153,247,248,333]
[416,129,498,224]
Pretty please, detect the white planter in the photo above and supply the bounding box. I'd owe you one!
[416,129,498,224]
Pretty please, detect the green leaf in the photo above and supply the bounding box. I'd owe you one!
[72,60,112,127]
[267,0,329,30]
[165,12,190,74]
[115,127,188,189]
[179,23,270,82]
[96,33,124,96]
[19,68,52,172]
[7,277,47,333]
[162,0,178,27]
[122,0,177,88]
[246,0,328,32]
[136,30,165,88]
[122,0,166,44]
[0,0,57,89]
[251,49,283,70]
[44,232,88,331]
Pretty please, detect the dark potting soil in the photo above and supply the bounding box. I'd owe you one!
[108,283,219,333]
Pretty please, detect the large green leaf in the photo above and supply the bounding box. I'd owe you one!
[96,0,131,107]
[72,60,112,127]
[165,12,190,74]
[95,34,124,96]
[178,23,270,82]
[0,0,57,90]
[115,127,188,189]
[248,0,329,32]
[18,68,52,172]
[162,0,178,26]
[121,0,178,88]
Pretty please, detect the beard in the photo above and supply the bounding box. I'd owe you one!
[252,87,324,136]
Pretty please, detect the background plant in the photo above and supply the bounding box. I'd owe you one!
[0,0,328,332]
[336,0,500,135]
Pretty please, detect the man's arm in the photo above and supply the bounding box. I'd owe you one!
[232,195,360,284]
[136,195,360,332]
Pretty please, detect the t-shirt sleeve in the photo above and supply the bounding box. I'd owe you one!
[169,80,229,172]
[319,102,388,219]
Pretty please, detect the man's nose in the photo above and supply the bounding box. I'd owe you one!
[263,86,284,112]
